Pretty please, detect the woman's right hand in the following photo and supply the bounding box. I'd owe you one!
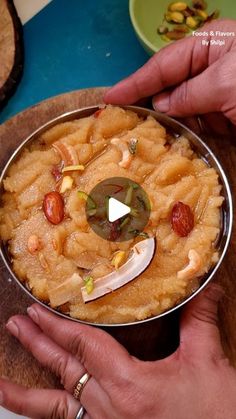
[105,19,236,135]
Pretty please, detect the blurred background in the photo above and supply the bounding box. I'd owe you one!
[0,0,148,124]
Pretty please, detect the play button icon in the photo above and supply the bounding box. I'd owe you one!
[85,177,151,242]
[108,197,131,222]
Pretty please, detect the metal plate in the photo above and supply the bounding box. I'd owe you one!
[0,106,233,327]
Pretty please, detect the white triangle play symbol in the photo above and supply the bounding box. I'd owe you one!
[108,197,131,223]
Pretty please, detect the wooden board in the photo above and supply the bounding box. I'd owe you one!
[0,87,235,390]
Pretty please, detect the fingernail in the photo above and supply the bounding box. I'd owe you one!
[153,95,170,113]
[27,306,39,324]
[0,390,4,405]
[6,320,19,337]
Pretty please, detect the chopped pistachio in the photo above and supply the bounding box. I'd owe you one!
[161,34,172,42]
[186,16,200,28]
[111,251,126,270]
[137,195,151,211]
[165,12,172,22]
[130,208,139,217]
[77,191,88,201]
[87,196,96,210]
[195,9,208,20]
[78,191,97,216]
[105,195,110,219]
[168,2,188,12]
[205,9,219,22]
[125,185,134,206]
[84,276,94,294]
[128,181,139,190]
[166,11,185,23]
[120,216,130,229]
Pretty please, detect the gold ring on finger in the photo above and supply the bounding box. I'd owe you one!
[73,372,91,401]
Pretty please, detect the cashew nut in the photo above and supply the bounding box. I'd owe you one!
[111,137,132,168]
[177,249,201,281]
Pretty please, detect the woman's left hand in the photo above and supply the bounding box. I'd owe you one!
[1,284,236,419]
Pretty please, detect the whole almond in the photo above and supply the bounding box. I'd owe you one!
[43,191,64,225]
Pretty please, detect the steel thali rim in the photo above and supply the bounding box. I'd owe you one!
[0,105,233,327]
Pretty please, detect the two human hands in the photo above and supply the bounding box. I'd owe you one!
[105,19,236,135]
[1,285,236,419]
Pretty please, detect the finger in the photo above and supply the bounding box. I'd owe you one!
[6,315,110,417]
[104,35,207,104]
[180,284,225,361]
[80,377,111,419]
[0,378,84,419]
[27,304,134,387]
[6,315,85,392]
[152,58,225,117]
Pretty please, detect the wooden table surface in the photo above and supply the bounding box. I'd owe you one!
[0,87,235,390]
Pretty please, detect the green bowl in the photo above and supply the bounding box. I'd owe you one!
[129,0,236,55]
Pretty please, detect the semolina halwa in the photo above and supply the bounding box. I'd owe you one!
[0,106,223,324]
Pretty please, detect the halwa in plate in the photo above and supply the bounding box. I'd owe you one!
[0,106,223,324]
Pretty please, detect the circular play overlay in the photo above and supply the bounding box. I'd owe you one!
[85,177,151,242]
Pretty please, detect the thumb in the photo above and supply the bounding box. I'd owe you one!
[153,59,223,118]
[180,284,225,361]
